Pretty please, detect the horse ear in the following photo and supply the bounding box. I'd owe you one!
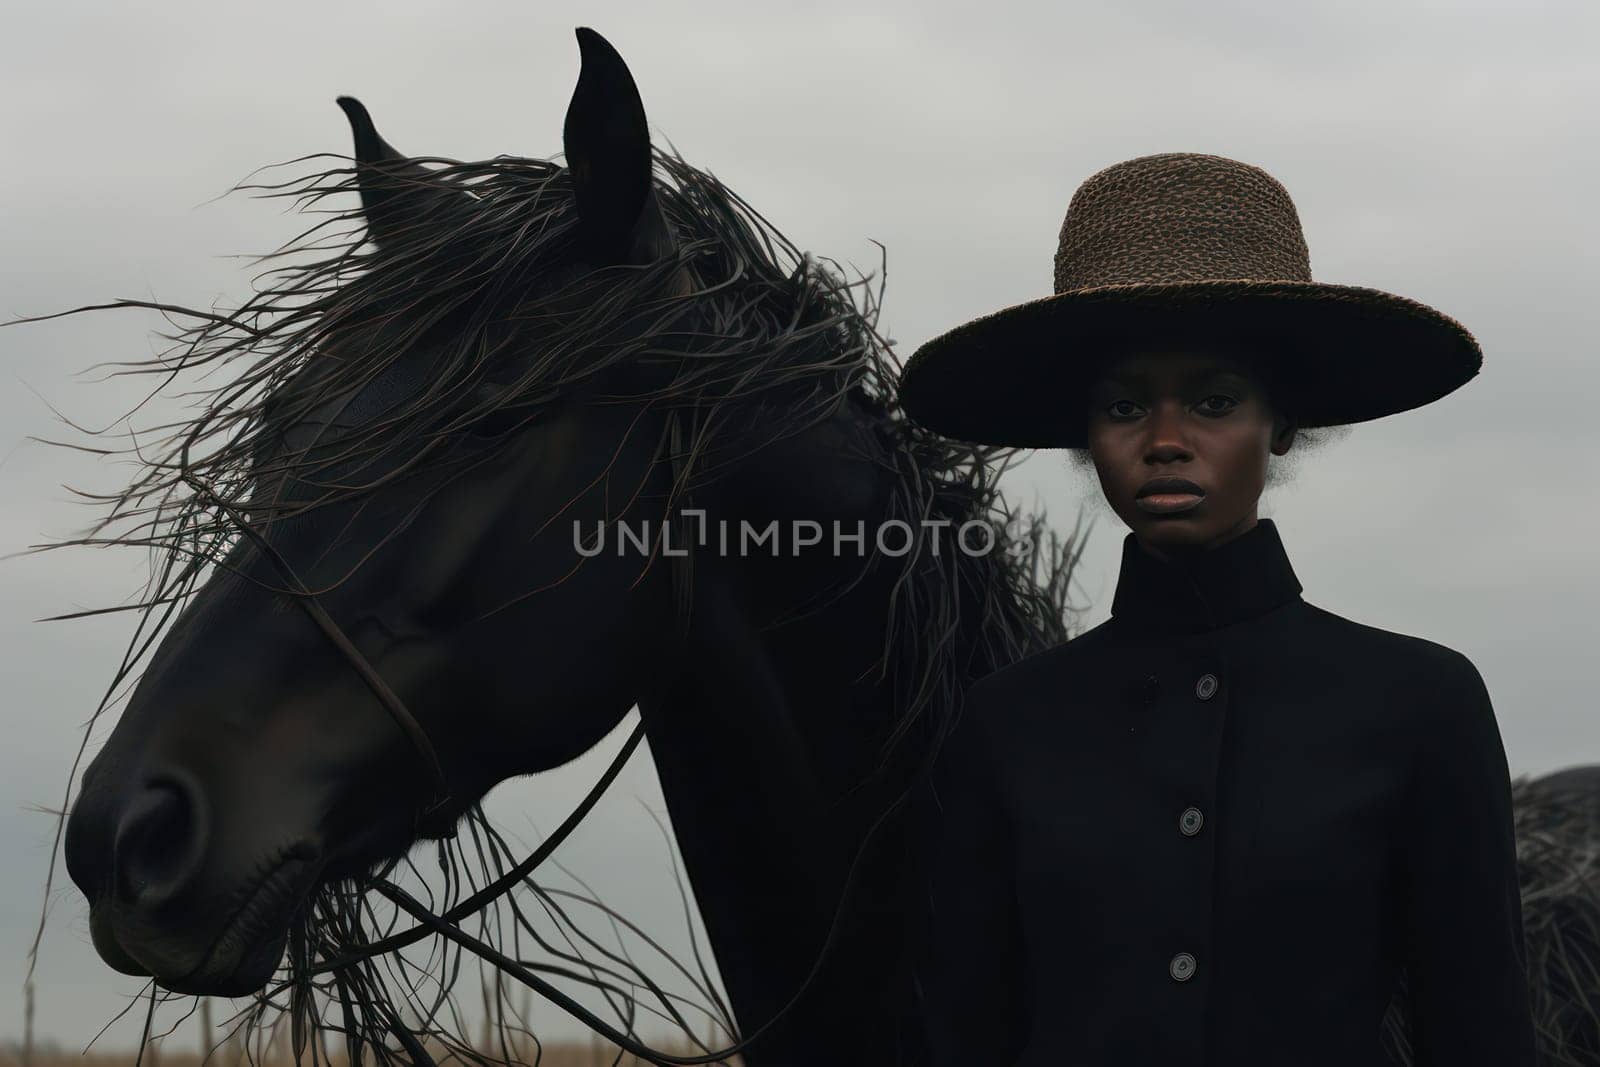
[563,28,669,265]
[336,96,465,248]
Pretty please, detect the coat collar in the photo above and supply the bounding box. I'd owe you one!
[1109,518,1303,635]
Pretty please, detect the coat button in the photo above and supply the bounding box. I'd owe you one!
[1169,952,1197,982]
[1179,806,1204,836]
[1195,673,1219,700]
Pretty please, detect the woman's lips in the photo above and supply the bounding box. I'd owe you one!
[1135,476,1205,515]
[1136,492,1205,515]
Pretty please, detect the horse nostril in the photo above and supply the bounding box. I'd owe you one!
[113,776,208,906]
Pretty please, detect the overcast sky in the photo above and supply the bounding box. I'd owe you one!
[3,0,1596,1053]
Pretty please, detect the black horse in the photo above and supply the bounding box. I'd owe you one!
[34,25,1600,1067]
[48,26,1073,1065]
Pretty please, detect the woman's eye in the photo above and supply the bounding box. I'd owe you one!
[1198,394,1239,415]
[1107,399,1142,419]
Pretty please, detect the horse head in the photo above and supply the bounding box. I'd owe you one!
[63,28,737,998]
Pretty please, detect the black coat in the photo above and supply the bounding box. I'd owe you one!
[908,519,1536,1066]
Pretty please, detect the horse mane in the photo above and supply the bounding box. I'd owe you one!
[41,141,1078,751]
[22,142,1084,1060]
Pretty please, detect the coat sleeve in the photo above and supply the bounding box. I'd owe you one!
[910,678,1029,1065]
[1400,651,1537,1065]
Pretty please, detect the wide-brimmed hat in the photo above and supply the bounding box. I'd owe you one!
[898,152,1482,448]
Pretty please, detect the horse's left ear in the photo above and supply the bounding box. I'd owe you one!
[563,27,673,266]
[337,96,468,248]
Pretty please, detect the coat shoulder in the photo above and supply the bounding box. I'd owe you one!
[963,620,1117,711]
[1296,601,1490,717]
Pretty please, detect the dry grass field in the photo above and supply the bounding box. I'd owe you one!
[0,1044,743,1067]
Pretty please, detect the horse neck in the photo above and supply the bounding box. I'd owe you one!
[634,421,933,1058]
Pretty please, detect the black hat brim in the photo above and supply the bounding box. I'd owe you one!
[897,279,1482,448]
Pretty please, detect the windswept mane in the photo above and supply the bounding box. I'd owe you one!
[24,142,1082,1061]
[45,142,1077,751]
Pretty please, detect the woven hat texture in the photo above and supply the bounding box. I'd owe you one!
[898,152,1481,448]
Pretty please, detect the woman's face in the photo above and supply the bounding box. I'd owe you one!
[1085,347,1295,560]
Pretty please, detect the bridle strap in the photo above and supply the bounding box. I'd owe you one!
[184,476,454,833]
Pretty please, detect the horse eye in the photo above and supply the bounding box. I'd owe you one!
[466,404,533,439]
[459,381,548,439]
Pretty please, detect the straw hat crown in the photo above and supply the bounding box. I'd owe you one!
[1053,153,1311,290]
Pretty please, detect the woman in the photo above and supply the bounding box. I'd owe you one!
[896,153,1536,1065]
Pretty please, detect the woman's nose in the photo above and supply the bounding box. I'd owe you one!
[1143,401,1193,459]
